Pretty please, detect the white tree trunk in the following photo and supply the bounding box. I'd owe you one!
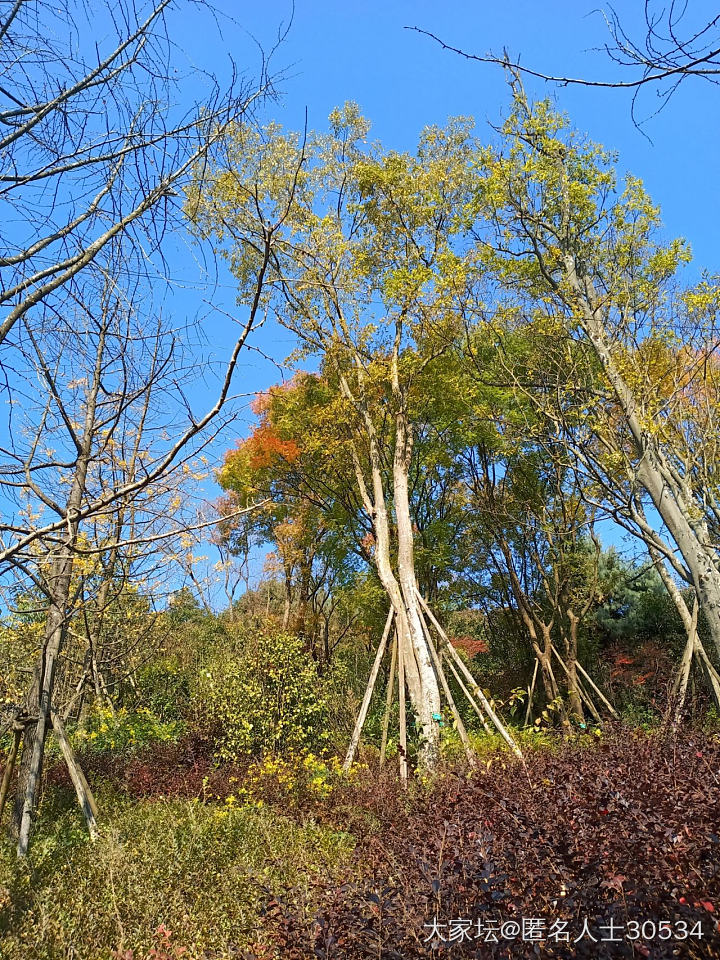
[567,261,720,658]
[393,411,441,767]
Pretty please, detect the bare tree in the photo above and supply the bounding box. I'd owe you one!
[0,188,276,851]
[0,0,277,347]
[409,2,720,120]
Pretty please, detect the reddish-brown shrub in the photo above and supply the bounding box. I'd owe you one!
[251,731,720,959]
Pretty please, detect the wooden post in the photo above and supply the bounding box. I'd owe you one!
[446,655,491,734]
[0,725,21,826]
[51,712,99,839]
[575,674,603,725]
[417,606,476,765]
[416,591,524,761]
[574,659,619,719]
[524,659,539,727]
[694,638,720,709]
[343,608,394,771]
[379,631,397,766]
[551,645,602,724]
[398,631,408,783]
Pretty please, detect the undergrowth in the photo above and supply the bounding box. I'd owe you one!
[1,729,719,959]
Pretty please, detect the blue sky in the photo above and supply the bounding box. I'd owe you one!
[168,1,719,575]
[179,0,720,407]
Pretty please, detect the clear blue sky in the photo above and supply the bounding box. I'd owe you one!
[170,1,719,573]
[179,0,720,406]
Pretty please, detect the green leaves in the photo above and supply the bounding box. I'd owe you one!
[196,632,336,761]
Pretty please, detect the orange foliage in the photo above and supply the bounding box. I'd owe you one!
[245,425,300,469]
[360,532,376,555]
[224,425,300,473]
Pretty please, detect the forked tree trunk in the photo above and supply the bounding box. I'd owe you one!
[337,354,442,770]
[562,612,585,722]
[12,571,74,854]
[392,410,441,767]
[10,319,103,854]
[349,398,441,771]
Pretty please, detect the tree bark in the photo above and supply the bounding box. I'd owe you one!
[392,408,441,767]
[565,260,720,659]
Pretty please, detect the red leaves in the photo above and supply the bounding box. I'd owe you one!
[242,425,300,469]
[450,634,489,657]
[252,731,720,959]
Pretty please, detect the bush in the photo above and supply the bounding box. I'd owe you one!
[254,730,720,959]
[195,632,336,761]
[134,658,191,722]
[72,706,185,755]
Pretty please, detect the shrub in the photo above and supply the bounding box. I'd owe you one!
[212,750,368,810]
[72,706,185,755]
[195,632,335,761]
[254,730,720,959]
[134,658,191,722]
[0,793,354,960]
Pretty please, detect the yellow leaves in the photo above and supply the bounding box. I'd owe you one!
[328,101,370,140]
[682,279,720,320]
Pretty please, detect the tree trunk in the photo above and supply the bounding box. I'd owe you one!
[12,580,71,854]
[281,560,293,631]
[562,612,585,722]
[393,410,441,768]
[566,265,720,658]
[10,318,103,853]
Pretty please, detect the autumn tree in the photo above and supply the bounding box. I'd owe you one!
[189,105,524,768]
[218,374,369,656]
[469,85,720,676]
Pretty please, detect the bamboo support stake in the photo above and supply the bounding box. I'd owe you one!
[51,712,99,839]
[343,608,394,771]
[574,674,603,725]
[446,654,491,734]
[379,631,397,766]
[574,659,619,719]
[398,631,408,783]
[672,632,694,702]
[415,591,523,761]
[0,725,21,825]
[417,606,475,766]
[550,645,602,724]
[694,638,720,709]
[524,659,539,727]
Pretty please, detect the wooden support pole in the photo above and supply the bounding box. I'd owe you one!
[416,591,523,761]
[343,608,394,771]
[446,655,491,734]
[398,630,408,783]
[574,673,603,725]
[417,606,475,766]
[694,638,720,710]
[51,712,99,839]
[573,658,619,719]
[379,631,397,766]
[0,725,21,826]
[524,659,539,727]
[551,645,602,724]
